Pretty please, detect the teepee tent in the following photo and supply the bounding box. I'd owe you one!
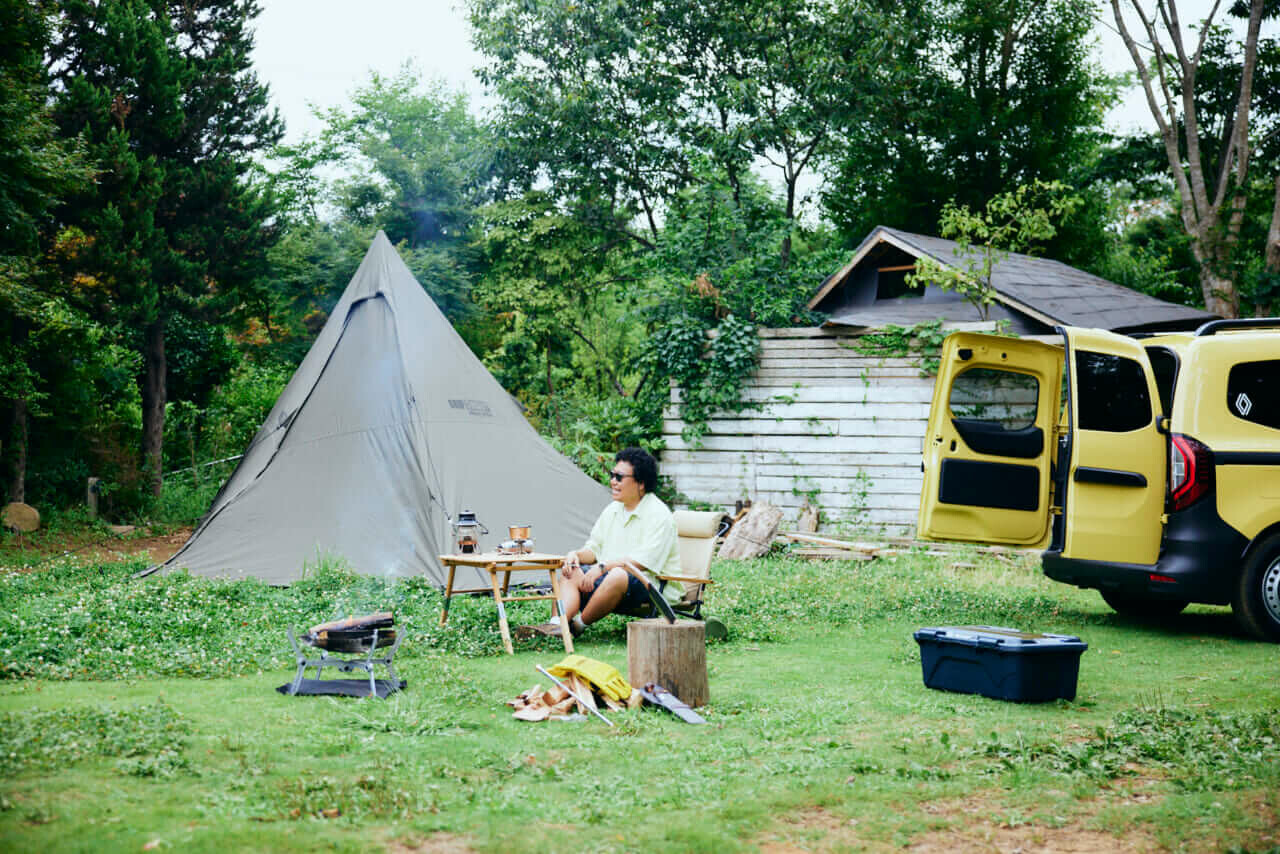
[145,232,608,587]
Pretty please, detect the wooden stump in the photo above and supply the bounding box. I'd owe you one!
[627,619,709,708]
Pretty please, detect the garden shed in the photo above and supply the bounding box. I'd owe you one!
[660,226,1218,533]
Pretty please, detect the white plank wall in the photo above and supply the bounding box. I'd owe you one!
[661,328,939,533]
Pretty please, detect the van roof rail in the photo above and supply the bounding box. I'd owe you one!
[1194,317,1280,336]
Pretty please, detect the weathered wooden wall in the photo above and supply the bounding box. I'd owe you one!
[662,327,939,534]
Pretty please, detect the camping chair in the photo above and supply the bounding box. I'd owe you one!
[620,509,728,638]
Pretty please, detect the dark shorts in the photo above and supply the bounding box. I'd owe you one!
[582,566,651,612]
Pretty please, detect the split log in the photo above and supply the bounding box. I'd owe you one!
[568,675,598,715]
[514,705,550,722]
[718,501,783,560]
[627,619,709,708]
[309,611,394,634]
[541,685,569,706]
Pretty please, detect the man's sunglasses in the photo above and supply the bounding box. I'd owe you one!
[608,470,633,483]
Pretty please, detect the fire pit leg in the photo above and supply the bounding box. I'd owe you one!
[287,628,308,695]
[365,629,380,697]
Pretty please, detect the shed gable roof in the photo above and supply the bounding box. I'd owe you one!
[809,226,1217,332]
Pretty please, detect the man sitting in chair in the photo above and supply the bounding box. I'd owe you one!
[519,447,681,638]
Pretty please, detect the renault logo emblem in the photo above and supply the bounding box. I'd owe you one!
[1236,393,1253,416]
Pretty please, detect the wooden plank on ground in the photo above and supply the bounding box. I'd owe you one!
[782,532,884,553]
[790,548,876,561]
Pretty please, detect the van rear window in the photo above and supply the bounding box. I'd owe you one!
[1075,351,1152,432]
[1227,360,1280,430]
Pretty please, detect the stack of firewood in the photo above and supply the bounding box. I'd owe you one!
[507,676,642,722]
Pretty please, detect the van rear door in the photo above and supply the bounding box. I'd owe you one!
[918,333,1063,548]
[1058,328,1165,565]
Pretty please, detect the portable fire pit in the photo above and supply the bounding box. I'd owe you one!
[281,612,405,698]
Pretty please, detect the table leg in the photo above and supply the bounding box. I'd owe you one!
[440,564,457,626]
[548,568,574,654]
[487,564,514,655]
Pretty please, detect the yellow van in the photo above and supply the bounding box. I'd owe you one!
[917,319,1280,641]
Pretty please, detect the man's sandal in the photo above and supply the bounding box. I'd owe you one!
[514,623,561,640]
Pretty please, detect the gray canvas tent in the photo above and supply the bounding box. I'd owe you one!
[145,232,608,587]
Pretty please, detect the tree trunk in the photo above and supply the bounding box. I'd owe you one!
[1198,267,1239,319]
[1266,174,1280,272]
[1110,0,1261,321]
[140,319,166,497]
[5,399,27,504]
[781,178,796,268]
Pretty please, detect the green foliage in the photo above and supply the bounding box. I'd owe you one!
[190,362,291,465]
[974,705,1280,792]
[826,0,1113,250]
[0,4,88,257]
[848,320,948,376]
[644,313,761,443]
[0,700,189,778]
[153,360,289,522]
[1,544,1279,851]
[907,181,1082,319]
[0,544,1098,680]
[470,0,882,257]
[47,0,284,495]
[311,65,489,324]
[544,396,663,486]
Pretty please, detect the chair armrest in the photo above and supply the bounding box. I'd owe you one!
[655,574,715,586]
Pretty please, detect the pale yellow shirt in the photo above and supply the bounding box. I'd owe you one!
[583,492,683,603]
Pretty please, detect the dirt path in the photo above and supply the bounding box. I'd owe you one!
[1,526,193,568]
[91,527,193,564]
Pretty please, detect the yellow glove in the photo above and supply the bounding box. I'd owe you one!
[547,654,632,702]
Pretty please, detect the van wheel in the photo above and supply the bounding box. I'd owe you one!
[1232,534,1280,642]
[1100,590,1188,618]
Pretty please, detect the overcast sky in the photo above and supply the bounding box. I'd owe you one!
[250,1,1254,157]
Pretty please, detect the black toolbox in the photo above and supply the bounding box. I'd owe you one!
[913,625,1087,702]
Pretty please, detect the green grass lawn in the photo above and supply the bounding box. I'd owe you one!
[1,546,1277,853]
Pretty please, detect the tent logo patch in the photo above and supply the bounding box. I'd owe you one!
[449,399,494,417]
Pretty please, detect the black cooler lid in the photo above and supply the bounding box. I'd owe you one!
[913,625,1088,653]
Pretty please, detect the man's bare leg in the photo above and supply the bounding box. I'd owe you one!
[580,567,630,624]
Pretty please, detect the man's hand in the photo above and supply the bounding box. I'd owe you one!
[561,550,581,578]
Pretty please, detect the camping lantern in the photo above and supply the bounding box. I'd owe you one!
[453,510,488,554]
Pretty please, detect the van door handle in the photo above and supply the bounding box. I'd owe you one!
[1073,467,1148,488]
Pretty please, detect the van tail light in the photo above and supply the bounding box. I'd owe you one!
[1169,433,1214,511]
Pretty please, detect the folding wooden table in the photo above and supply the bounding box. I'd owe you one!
[437,552,573,655]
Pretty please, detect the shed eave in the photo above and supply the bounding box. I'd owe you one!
[807,227,927,311]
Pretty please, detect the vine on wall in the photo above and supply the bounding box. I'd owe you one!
[843,320,948,376]
[651,313,761,442]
